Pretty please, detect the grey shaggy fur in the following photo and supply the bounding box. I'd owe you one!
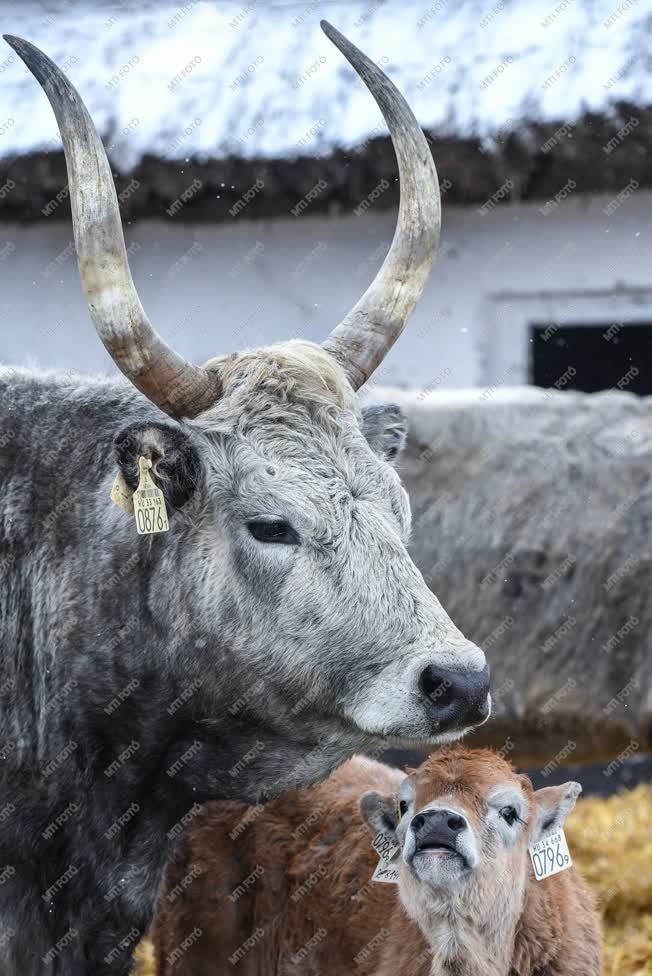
[369,385,652,762]
[0,342,485,975]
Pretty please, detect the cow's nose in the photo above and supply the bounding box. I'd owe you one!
[411,808,469,852]
[419,663,490,732]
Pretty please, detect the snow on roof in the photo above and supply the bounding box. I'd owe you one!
[0,0,650,171]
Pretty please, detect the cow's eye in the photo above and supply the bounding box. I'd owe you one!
[247,520,300,545]
[398,800,409,818]
[499,806,519,826]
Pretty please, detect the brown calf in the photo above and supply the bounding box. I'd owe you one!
[152,748,601,975]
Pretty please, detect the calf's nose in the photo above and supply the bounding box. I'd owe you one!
[412,808,469,851]
[419,663,490,732]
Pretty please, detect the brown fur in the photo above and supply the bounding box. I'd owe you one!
[152,750,601,975]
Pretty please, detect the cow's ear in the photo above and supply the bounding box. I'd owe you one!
[114,421,202,510]
[531,782,582,843]
[361,404,408,465]
[360,790,399,840]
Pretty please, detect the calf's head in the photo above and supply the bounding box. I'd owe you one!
[362,748,581,914]
[6,25,489,753]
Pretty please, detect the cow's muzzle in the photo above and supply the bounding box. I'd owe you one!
[419,663,491,733]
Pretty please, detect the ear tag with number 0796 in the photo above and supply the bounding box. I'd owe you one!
[528,828,572,880]
[133,456,169,535]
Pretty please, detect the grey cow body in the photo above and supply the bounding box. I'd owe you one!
[0,357,486,975]
[0,369,263,974]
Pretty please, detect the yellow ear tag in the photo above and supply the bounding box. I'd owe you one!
[133,456,169,535]
[110,469,135,516]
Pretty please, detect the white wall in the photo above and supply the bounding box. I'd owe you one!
[1,188,650,389]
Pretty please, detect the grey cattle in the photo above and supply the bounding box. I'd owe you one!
[0,22,489,976]
[371,385,652,763]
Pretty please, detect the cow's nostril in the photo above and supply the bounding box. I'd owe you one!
[419,666,455,707]
[447,814,466,832]
[411,814,425,832]
[418,663,491,733]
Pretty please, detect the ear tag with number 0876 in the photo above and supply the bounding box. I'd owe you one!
[133,456,169,535]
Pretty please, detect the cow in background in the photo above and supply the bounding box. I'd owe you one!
[366,384,652,763]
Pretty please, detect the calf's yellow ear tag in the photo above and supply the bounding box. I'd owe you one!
[133,456,169,535]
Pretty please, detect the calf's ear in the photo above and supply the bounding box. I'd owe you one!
[114,421,202,510]
[360,790,399,840]
[361,404,408,465]
[531,782,582,843]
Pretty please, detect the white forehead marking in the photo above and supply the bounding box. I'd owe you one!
[487,783,525,805]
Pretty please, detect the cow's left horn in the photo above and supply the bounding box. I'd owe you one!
[3,35,222,419]
[320,21,441,391]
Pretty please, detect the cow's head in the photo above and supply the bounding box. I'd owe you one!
[6,25,490,774]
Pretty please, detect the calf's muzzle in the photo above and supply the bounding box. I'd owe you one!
[412,808,469,855]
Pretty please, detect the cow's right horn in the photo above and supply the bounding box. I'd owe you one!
[4,35,221,419]
[320,21,441,391]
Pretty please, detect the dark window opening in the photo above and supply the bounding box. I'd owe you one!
[529,321,652,396]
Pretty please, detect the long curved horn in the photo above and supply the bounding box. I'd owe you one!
[3,35,221,418]
[320,21,441,390]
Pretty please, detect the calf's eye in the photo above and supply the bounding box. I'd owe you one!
[247,520,300,545]
[499,805,519,826]
[398,799,409,818]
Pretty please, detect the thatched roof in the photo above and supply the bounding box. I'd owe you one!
[1,0,652,221]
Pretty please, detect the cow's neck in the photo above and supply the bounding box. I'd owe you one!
[402,874,525,976]
[424,917,516,976]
